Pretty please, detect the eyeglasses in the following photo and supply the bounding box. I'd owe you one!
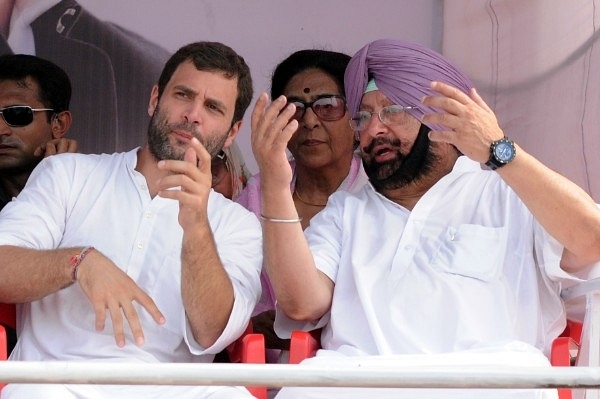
[288,95,346,122]
[349,105,417,132]
[0,105,54,127]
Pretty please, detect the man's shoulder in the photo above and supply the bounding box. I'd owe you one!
[35,151,133,178]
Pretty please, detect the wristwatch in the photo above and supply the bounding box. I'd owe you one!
[485,137,516,170]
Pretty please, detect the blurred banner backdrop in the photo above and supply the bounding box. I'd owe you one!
[4,0,598,202]
[0,0,441,173]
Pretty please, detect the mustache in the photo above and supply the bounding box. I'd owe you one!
[0,138,20,147]
[167,121,200,138]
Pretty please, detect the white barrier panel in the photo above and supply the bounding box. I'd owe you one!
[0,362,600,388]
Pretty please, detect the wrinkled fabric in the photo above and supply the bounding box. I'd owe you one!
[344,38,474,131]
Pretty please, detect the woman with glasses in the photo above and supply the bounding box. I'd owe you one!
[237,49,368,360]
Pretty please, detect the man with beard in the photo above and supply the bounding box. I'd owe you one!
[0,41,262,399]
[250,38,600,399]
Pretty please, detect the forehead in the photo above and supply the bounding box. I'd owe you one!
[359,90,394,110]
[0,77,42,107]
[166,61,238,104]
[283,69,341,98]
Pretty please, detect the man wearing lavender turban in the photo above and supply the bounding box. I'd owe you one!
[249,38,600,399]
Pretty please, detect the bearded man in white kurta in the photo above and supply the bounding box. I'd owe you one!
[249,38,600,399]
[0,41,261,399]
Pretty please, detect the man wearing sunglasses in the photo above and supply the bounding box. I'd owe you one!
[0,53,77,358]
[0,54,77,212]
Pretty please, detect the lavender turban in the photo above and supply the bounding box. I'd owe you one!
[344,39,474,131]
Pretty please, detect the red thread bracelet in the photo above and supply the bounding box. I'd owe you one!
[70,246,95,282]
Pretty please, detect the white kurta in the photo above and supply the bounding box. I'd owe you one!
[0,149,262,399]
[275,156,578,399]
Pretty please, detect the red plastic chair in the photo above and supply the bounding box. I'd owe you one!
[226,320,267,399]
[289,322,583,399]
[551,319,583,399]
[0,302,16,391]
[0,303,267,399]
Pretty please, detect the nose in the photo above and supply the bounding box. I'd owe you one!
[361,113,386,139]
[183,101,204,125]
[300,106,320,129]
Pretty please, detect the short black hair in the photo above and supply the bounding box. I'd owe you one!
[0,54,71,121]
[157,41,253,125]
[271,49,351,99]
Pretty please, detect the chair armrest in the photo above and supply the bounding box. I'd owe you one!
[224,321,267,399]
[289,329,320,364]
[0,323,6,391]
[0,324,6,361]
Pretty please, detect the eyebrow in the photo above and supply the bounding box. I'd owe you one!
[173,85,196,96]
[173,84,228,112]
[287,93,342,102]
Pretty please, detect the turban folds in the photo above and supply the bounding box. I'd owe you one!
[344,39,474,131]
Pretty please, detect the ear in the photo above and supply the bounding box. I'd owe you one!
[223,120,243,149]
[51,111,73,139]
[148,85,159,117]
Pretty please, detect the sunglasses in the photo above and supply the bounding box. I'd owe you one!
[0,105,54,127]
[288,95,346,122]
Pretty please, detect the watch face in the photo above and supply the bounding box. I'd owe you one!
[493,141,515,163]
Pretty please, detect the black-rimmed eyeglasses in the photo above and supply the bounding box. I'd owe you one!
[288,95,346,122]
[0,106,54,127]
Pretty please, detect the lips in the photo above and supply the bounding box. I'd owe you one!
[0,143,17,151]
[302,139,325,147]
[172,130,193,143]
[372,144,396,162]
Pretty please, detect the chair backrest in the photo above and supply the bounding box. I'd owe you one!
[0,303,15,330]
[0,303,16,391]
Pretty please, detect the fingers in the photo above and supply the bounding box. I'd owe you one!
[120,302,145,346]
[94,295,164,347]
[79,251,164,347]
[251,93,298,149]
[188,137,211,174]
[135,292,166,326]
[35,138,79,158]
[421,81,469,117]
[469,87,493,113]
[107,301,127,347]
[421,81,504,163]
[157,138,211,197]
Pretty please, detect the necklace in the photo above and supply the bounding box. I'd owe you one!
[294,188,327,207]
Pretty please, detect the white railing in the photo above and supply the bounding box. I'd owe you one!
[0,362,600,389]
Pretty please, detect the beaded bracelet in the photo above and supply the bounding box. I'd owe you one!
[259,214,303,223]
[70,246,95,282]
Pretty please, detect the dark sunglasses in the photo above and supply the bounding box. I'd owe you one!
[0,105,54,127]
[288,95,346,122]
